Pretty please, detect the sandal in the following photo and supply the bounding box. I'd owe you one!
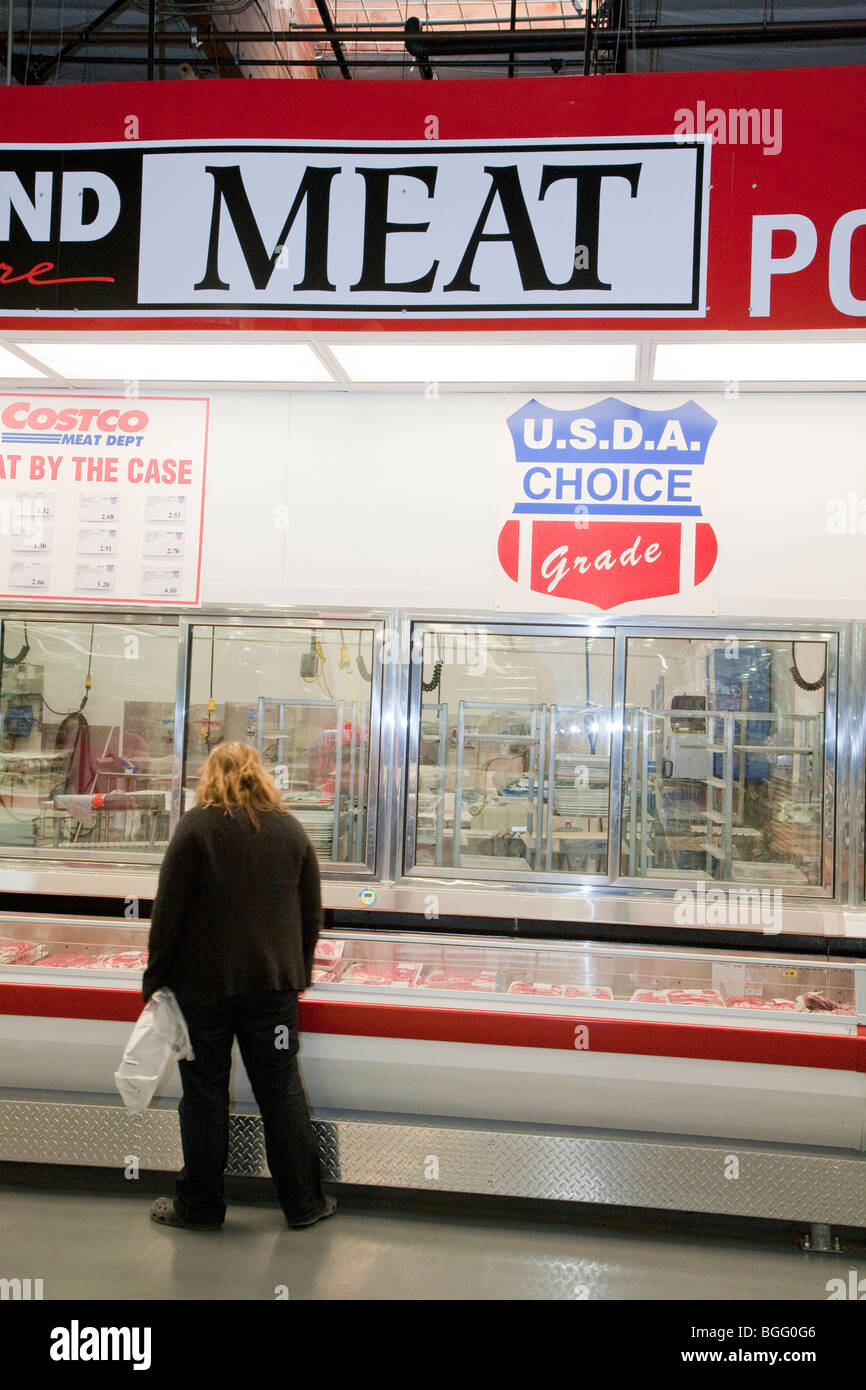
[150,1197,222,1231]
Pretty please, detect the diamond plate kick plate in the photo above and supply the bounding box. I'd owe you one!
[1,1098,865,1227]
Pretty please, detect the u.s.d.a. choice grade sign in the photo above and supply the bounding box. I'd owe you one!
[496,395,719,613]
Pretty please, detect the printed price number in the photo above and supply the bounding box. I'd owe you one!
[29,576,46,587]
[96,580,112,590]
[165,546,180,555]
[100,512,116,521]
[98,544,114,553]
[166,511,183,520]
[162,584,180,595]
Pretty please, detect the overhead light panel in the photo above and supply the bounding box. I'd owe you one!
[13,342,334,383]
[329,343,637,383]
[654,342,866,382]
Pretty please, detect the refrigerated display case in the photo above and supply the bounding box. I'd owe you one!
[407,626,616,882]
[620,634,830,891]
[0,607,849,913]
[0,617,178,858]
[0,611,384,881]
[2,921,866,1229]
[184,621,379,870]
[402,620,839,905]
[0,605,865,1233]
[3,917,859,1018]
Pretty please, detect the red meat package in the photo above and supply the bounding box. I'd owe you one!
[630,989,669,1004]
[310,965,340,985]
[795,993,856,1015]
[314,939,345,962]
[508,980,568,996]
[509,982,615,999]
[563,985,615,1000]
[420,970,498,992]
[0,937,45,965]
[665,989,726,1008]
[728,996,796,1011]
[342,961,423,987]
[39,954,98,969]
[89,951,149,971]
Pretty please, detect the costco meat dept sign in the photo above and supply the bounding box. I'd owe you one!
[0,394,208,603]
[496,396,719,613]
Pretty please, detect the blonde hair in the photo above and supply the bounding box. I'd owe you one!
[195,742,287,828]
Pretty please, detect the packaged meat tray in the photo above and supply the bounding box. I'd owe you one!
[728,997,797,1011]
[0,937,45,965]
[564,985,615,1000]
[342,962,424,987]
[631,988,725,1007]
[665,989,725,1008]
[313,938,345,962]
[508,981,569,996]
[508,982,615,999]
[310,965,340,985]
[38,954,98,969]
[795,994,856,1015]
[796,992,837,1013]
[89,951,149,970]
[419,970,498,992]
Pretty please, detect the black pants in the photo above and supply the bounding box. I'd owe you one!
[174,988,325,1226]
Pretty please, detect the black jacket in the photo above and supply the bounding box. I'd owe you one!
[142,805,322,1004]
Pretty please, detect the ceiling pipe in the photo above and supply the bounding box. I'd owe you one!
[147,0,156,79]
[29,0,135,84]
[404,16,435,79]
[12,18,866,51]
[16,52,603,68]
[311,0,352,79]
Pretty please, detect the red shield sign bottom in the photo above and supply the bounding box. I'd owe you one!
[497,519,718,611]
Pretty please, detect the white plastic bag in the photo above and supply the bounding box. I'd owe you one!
[114,988,194,1111]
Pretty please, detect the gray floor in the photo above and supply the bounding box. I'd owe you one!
[1,1185,862,1300]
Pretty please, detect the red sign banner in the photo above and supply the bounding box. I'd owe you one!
[0,67,863,331]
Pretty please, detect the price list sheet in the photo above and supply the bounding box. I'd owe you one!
[0,395,208,605]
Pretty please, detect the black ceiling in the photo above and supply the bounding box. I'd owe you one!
[3,0,866,83]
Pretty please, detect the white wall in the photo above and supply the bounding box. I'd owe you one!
[186,388,866,619]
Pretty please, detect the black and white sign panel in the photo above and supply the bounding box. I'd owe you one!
[0,139,709,317]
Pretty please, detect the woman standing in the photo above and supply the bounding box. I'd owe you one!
[143,742,335,1231]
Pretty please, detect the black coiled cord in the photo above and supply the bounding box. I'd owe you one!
[421,660,443,693]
